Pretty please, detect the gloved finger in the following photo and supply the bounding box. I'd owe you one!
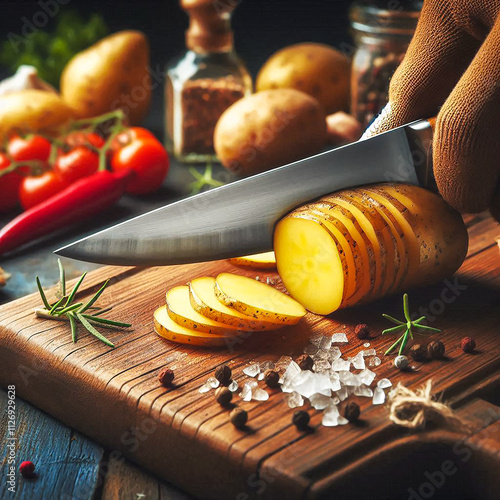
[433,15,500,214]
[364,0,480,138]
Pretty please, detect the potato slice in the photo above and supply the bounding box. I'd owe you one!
[313,201,374,303]
[215,271,307,322]
[363,186,420,289]
[154,306,232,346]
[326,193,387,298]
[274,216,343,315]
[228,251,277,269]
[291,206,360,304]
[188,277,281,330]
[166,286,239,335]
[358,189,409,294]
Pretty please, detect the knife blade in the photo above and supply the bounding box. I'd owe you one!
[55,119,433,266]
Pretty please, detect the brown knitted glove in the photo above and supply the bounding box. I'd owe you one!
[364,0,500,221]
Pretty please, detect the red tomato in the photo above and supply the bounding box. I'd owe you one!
[55,146,100,184]
[65,131,106,150]
[111,138,169,195]
[0,153,22,212]
[19,171,68,210]
[111,127,156,152]
[8,135,52,162]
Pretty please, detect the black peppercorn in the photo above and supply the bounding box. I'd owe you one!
[409,343,427,362]
[296,354,314,371]
[215,387,232,407]
[215,364,232,385]
[428,340,445,359]
[230,408,248,429]
[355,323,371,340]
[292,410,310,430]
[344,401,360,422]
[264,369,280,389]
[461,337,476,353]
[158,368,174,386]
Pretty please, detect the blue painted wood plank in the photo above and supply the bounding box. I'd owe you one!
[0,388,103,499]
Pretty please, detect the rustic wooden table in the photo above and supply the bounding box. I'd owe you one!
[0,158,226,500]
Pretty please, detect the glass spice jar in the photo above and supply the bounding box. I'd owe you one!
[350,1,422,128]
[165,0,252,163]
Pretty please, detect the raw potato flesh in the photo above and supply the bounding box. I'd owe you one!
[274,216,344,315]
[313,201,374,303]
[326,194,387,298]
[291,207,360,304]
[188,277,281,330]
[228,251,277,269]
[166,286,239,335]
[154,306,231,347]
[215,272,307,323]
[274,183,468,314]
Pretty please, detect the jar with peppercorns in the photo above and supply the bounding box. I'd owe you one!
[349,1,421,128]
[165,0,252,163]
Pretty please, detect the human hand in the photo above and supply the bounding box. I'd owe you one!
[364,0,500,220]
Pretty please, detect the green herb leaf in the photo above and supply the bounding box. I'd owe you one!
[69,313,78,343]
[82,314,131,328]
[76,312,115,348]
[79,279,109,313]
[36,276,51,310]
[58,258,66,297]
[64,272,87,308]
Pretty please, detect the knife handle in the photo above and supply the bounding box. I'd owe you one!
[405,117,438,192]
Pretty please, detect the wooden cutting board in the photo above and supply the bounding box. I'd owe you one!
[1,214,499,499]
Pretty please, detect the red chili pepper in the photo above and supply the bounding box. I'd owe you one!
[0,170,132,255]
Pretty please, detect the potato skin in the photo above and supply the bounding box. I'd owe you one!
[214,89,327,176]
[61,30,151,125]
[256,43,350,115]
[0,90,73,142]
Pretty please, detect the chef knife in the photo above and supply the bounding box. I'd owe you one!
[55,119,434,266]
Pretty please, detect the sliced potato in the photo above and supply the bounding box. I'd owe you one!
[313,200,374,303]
[326,193,387,298]
[154,305,231,346]
[291,206,360,304]
[228,251,277,269]
[188,277,281,330]
[166,286,239,335]
[358,189,409,294]
[215,272,307,324]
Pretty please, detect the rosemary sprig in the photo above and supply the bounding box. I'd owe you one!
[382,293,441,356]
[35,260,131,348]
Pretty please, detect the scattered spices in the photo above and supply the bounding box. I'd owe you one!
[355,323,371,340]
[428,340,445,359]
[230,408,248,429]
[215,387,233,407]
[34,260,131,348]
[382,294,441,355]
[461,337,476,353]
[292,410,310,430]
[344,401,360,422]
[409,343,427,362]
[158,368,175,386]
[296,354,314,371]
[264,369,280,389]
[394,355,409,370]
[19,461,35,478]
[214,364,232,385]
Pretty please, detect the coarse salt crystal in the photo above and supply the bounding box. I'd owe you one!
[331,333,348,343]
[287,391,304,408]
[368,356,382,367]
[207,377,220,388]
[363,342,371,348]
[243,363,260,377]
[310,393,332,410]
[354,384,373,397]
[361,348,377,357]
[377,378,392,389]
[239,384,253,401]
[198,383,211,393]
[358,369,376,386]
[303,343,319,355]
[252,387,269,401]
[372,387,385,405]
[328,346,342,362]
[260,360,275,371]
[350,352,365,370]
[257,372,265,381]
[313,359,331,373]
[228,380,239,392]
[331,358,351,371]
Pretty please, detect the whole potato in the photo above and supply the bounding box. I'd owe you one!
[0,90,73,142]
[61,31,151,125]
[214,89,327,176]
[256,43,350,115]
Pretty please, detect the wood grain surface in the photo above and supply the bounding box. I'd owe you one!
[0,215,499,499]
